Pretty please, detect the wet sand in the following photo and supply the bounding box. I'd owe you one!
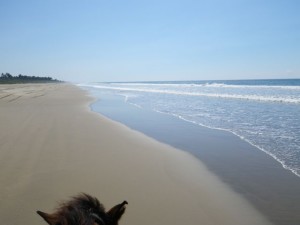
[0,84,271,225]
[91,92,300,225]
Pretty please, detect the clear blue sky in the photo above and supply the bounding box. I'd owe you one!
[1,0,299,82]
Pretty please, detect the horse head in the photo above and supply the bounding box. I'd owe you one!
[37,193,128,225]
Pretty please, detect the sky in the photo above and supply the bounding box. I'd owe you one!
[0,0,299,82]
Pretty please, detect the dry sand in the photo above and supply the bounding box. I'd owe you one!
[0,83,272,225]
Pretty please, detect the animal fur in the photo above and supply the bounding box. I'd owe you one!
[37,193,128,225]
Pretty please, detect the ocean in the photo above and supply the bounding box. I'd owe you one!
[79,79,300,178]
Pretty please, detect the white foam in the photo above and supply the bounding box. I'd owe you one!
[80,84,300,104]
[94,82,300,90]
[150,109,300,178]
[204,83,300,90]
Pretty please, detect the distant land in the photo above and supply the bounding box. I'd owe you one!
[0,73,61,84]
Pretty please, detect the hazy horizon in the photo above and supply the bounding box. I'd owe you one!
[74,77,300,84]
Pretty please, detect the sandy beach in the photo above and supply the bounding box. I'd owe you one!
[0,83,272,225]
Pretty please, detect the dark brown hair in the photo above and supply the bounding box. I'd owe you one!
[37,193,128,225]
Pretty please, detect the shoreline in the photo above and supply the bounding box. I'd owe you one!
[0,83,272,225]
[88,90,300,225]
[170,113,300,178]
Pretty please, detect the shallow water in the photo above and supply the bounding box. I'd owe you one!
[79,79,300,177]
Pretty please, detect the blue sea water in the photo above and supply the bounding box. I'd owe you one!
[79,79,300,177]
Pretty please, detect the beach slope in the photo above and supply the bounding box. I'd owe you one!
[0,84,271,225]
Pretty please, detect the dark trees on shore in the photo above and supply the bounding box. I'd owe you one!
[0,73,61,84]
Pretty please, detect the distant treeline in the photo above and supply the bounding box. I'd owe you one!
[0,73,61,84]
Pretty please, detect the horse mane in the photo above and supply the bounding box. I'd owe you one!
[37,193,128,225]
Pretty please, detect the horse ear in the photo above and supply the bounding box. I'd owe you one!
[36,211,57,225]
[107,201,128,221]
